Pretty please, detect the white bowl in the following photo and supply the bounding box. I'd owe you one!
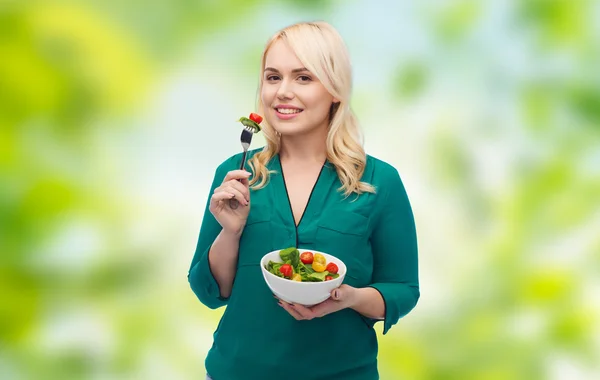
[260,248,347,306]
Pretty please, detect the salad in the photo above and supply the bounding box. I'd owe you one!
[265,247,340,282]
[239,113,263,132]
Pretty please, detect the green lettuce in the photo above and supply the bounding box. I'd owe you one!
[264,247,340,282]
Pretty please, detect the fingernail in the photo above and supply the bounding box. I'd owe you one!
[333,290,339,298]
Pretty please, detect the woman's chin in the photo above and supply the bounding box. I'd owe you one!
[276,127,309,137]
[271,123,302,135]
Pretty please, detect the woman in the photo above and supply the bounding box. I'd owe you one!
[188,21,419,380]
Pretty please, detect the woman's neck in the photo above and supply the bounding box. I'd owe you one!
[279,132,327,165]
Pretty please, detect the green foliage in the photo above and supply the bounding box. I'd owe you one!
[394,61,428,99]
[1,0,598,379]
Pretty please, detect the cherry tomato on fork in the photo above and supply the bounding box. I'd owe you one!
[249,113,263,124]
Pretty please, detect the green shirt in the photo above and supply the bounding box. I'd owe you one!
[188,149,419,380]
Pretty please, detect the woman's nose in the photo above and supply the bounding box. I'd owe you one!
[276,80,294,100]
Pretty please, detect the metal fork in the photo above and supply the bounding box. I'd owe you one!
[229,126,254,209]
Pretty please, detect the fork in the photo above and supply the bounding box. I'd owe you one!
[229,125,254,209]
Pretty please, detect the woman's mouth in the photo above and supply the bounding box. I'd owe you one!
[276,108,302,114]
[274,107,303,119]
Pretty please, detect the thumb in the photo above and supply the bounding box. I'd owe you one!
[331,286,346,301]
[240,171,252,186]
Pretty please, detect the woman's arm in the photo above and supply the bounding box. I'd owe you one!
[188,160,246,308]
[366,164,420,334]
[348,287,385,320]
[207,229,241,299]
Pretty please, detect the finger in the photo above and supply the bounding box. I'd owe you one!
[330,284,355,308]
[225,180,250,202]
[288,304,316,320]
[211,191,235,203]
[221,186,248,206]
[278,301,305,320]
[223,170,251,183]
[225,176,250,190]
[238,176,250,186]
[308,301,334,318]
[331,287,341,301]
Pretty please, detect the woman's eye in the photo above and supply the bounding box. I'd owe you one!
[266,75,280,81]
[298,75,311,82]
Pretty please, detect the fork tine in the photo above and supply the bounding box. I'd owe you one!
[240,128,253,150]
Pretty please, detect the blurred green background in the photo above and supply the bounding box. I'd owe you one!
[1,0,599,379]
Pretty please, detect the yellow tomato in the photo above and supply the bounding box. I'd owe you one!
[312,253,326,272]
[292,273,302,282]
[312,262,326,272]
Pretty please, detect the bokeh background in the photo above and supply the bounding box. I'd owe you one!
[1,0,599,379]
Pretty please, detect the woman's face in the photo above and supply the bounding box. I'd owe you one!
[261,39,337,137]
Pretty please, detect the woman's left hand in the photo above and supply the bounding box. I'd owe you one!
[276,284,357,320]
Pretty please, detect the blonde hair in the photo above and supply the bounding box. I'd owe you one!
[247,21,375,197]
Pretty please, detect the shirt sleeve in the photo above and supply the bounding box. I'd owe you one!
[187,160,231,309]
[368,166,420,334]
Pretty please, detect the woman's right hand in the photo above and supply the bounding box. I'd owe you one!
[209,170,252,237]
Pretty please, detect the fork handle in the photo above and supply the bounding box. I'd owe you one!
[228,150,248,210]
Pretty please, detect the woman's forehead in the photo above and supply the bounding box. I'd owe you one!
[264,40,304,70]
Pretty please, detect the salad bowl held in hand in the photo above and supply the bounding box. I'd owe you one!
[260,248,347,307]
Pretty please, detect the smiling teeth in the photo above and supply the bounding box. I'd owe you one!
[277,108,302,114]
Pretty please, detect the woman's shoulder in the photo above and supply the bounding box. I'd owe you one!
[363,155,412,206]
[364,154,403,184]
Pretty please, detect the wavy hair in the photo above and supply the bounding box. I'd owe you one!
[247,21,375,197]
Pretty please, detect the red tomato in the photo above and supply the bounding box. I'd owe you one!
[249,113,263,124]
[279,264,293,278]
[326,262,338,274]
[325,276,333,281]
[300,251,314,264]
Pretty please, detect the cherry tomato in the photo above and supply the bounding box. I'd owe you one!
[300,251,314,264]
[326,262,338,274]
[312,253,326,272]
[249,113,263,124]
[279,264,293,278]
[325,275,333,281]
[292,273,302,282]
[312,262,326,272]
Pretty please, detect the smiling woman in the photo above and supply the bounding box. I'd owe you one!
[262,55,335,127]
[188,21,419,380]
[248,22,374,198]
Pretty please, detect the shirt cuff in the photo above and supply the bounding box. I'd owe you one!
[188,245,229,309]
[368,282,419,335]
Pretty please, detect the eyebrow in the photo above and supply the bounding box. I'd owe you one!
[264,67,309,74]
